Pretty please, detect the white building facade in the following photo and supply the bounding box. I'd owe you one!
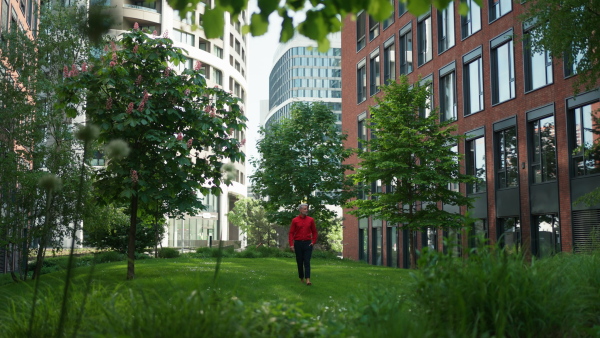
[108,0,248,249]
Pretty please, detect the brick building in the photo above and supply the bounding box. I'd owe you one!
[341,1,600,267]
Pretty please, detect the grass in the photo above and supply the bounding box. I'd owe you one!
[1,247,599,337]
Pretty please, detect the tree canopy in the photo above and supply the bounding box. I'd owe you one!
[345,77,476,268]
[251,102,352,247]
[58,26,246,279]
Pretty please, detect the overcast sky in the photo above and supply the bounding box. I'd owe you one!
[245,0,281,176]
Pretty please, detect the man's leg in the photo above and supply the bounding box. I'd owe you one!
[294,241,305,280]
[304,244,313,284]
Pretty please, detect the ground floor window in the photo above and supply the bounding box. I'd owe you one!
[372,226,382,266]
[497,217,521,254]
[386,226,398,267]
[359,218,369,263]
[469,219,488,249]
[533,214,561,258]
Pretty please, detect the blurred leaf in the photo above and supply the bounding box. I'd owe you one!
[203,8,226,39]
[250,13,269,36]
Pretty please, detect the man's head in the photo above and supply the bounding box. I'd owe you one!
[298,203,309,216]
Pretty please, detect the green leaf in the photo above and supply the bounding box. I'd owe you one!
[279,15,294,43]
[407,0,431,16]
[250,13,269,36]
[203,8,225,39]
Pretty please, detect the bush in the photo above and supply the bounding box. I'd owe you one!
[157,247,180,259]
[94,251,126,264]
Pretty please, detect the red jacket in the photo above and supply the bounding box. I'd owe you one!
[288,214,318,246]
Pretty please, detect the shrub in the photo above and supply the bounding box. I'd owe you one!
[157,247,180,259]
[94,251,126,264]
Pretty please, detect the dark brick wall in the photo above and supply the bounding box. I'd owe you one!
[342,1,599,262]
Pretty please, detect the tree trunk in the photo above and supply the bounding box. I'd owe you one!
[127,190,138,280]
[409,229,417,269]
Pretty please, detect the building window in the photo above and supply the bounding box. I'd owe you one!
[464,56,484,116]
[399,25,413,75]
[417,14,432,66]
[497,217,521,254]
[213,68,223,85]
[358,113,367,150]
[491,34,515,105]
[398,0,407,16]
[524,33,553,92]
[383,0,394,29]
[359,218,369,263]
[571,103,600,176]
[469,219,488,248]
[489,0,511,22]
[419,76,433,118]
[466,136,486,194]
[496,126,518,189]
[387,226,398,267]
[440,69,457,121]
[533,214,561,258]
[198,39,209,51]
[448,144,460,192]
[437,2,455,53]
[173,29,195,46]
[383,38,396,84]
[357,60,367,103]
[423,227,438,251]
[357,11,366,51]
[213,45,223,58]
[461,0,481,39]
[564,47,585,77]
[369,51,380,96]
[530,115,557,183]
[369,15,380,41]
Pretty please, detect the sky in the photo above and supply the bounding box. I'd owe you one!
[245,1,282,176]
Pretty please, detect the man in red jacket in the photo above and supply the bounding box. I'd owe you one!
[289,203,318,286]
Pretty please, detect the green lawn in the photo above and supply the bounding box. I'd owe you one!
[0,256,413,337]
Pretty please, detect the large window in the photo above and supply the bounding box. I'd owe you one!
[571,103,600,176]
[564,47,585,78]
[173,29,195,46]
[387,226,398,267]
[466,136,486,194]
[417,14,432,66]
[437,2,454,53]
[461,0,481,39]
[491,32,515,105]
[419,76,433,118]
[359,218,369,263]
[369,15,380,41]
[440,66,457,121]
[533,214,561,258]
[383,37,396,84]
[498,217,521,254]
[496,126,518,189]
[398,0,407,16]
[463,52,484,116]
[358,113,367,150]
[489,0,511,22]
[357,11,366,51]
[524,32,553,92]
[382,0,394,29]
[357,60,367,103]
[423,227,438,251]
[399,24,413,75]
[370,50,380,96]
[469,219,488,248]
[530,115,557,183]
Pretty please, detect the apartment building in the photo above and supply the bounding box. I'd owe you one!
[108,0,248,248]
[341,1,600,267]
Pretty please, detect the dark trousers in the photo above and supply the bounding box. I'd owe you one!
[294,240,313,279]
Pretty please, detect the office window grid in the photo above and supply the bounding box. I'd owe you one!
[357,61,367,103]
[489,0,511,22]
[530,116,557,183]
[417,15,432,66]
[440,70,457,121]
[383,40,396,84]
[437,2,455,53]
[370,52,380,96]
[461,0,481,39]
[496,127,518,189]
[524,33,553,92]
[464,57,484,116]
[491,39,515,104]
[399,27,413,74]
[357,11,366,51]
[571,103,600,177]
[466,136,486,194]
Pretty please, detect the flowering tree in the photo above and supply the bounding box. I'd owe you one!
[58,26,246,279]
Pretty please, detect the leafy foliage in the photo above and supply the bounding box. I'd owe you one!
[522,0,600,92]
[227,197,280,247]
[165,0,477,51]
[346,77,476,268]
[57,27,246,279]
[251,102,353,249]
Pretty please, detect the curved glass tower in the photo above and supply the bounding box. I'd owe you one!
[266,33,341,131]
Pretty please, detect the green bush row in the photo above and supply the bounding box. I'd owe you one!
[188,245,339,260]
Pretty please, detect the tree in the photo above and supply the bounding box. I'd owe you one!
[251,102,352,250]
[522,0,600,92]
[58,26,246,279]
[227,197,279,247]
[0,3,95,280]
[345,77,477,269]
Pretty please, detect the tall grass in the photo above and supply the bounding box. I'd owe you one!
[1,246,599,337]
